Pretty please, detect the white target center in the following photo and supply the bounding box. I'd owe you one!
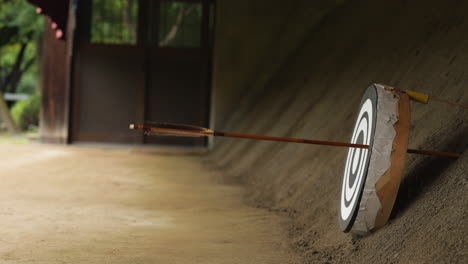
[351,148,360,174]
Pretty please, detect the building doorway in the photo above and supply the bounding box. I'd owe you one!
[71,0,214,146]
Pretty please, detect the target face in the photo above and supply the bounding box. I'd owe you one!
[339,85,377,232]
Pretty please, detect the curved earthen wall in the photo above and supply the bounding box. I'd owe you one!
[210,0,467,262]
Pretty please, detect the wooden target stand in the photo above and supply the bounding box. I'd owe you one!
[374,87,410,230]
[129,83,463,236]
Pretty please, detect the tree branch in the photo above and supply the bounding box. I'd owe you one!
[1,42,28,93]
[8,42,29,93]
[159,5,196,46]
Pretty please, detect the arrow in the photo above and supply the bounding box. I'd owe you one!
[130,122,461,158]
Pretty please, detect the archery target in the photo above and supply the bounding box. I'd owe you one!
[339,86,377,232]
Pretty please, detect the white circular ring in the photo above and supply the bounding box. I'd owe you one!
[340,99,373,220]
[345,118,367,201]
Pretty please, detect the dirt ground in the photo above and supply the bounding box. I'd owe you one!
[0,143,300,264]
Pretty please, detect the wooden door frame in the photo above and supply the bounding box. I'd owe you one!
[69,0,215,144]
[70,0,146,143]
[140,0,215,146]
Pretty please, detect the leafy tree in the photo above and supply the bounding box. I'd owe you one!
[159,2,202,47]
[0,0,43,95]
[88,0,202,47]
[0,0,43,132]
[90,0,138,44]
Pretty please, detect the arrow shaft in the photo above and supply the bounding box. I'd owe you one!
[214,131,460,158]
[131,123,460,158]
[406,148,460,158]
[213,131,369,149]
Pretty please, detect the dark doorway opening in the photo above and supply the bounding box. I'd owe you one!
[71,0,215,146]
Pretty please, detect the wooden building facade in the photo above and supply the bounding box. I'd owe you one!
[32,0,215,146]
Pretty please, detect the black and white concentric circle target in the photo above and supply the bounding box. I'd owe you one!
[339,85,377,232]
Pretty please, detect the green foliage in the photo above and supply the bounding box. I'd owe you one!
[11,93,40,130]
[0,0,43,96]
[159,2,202,47]
[88,0,202,47]
[17,68,37,94]
[90,0,138,44]
[0,0,43,43]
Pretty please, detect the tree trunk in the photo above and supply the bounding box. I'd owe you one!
[10,57,35,94]
[0,42,28,93]
[0,92,19,134]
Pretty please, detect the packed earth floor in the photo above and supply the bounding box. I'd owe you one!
[0,143,300,264]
